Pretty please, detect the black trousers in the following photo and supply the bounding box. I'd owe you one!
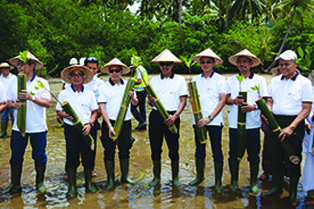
[100,120,133,162]
[131,90,147,123]
[266,115,304,177]
[148,109,180,161]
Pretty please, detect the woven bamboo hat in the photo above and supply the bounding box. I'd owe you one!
[9,51,44,69]
[151,48,181,63]
[0,62,14,70]
[61,65,93,84]
[192,48,223,65]
[100,58,130,74]
[228,49,261,67]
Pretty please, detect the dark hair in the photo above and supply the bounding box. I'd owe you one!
[69,70,85,78]
[238,56,252,62]
[200,56,215,62]
[27,60,36,71]
[84,57,99,67]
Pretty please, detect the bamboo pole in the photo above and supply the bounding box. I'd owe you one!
[17,74,26,137]
[144,83,178,134]
[237,91,247,161]
[111,79,135,141]
[61,101,94,150]
[255,97,299,165]
[188,81,207,143]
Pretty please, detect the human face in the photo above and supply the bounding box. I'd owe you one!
[200,57,215,74]
[159,62,174,77]
[108,65,123,83]
[279,59,297,79]
[70,69,84,86]
[0,67,10,77]
[237,56,253,76]
[16,60,34,75]
[86,63,98,76]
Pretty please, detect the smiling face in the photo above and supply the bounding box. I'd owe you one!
[0,67,10,77]
[108,65,123,84]
[86,62,98,76]
[236,56,253,76]
[279,59,297,78]
[70,69,84,86]
[159,62,174,78]
[200,57,215,74]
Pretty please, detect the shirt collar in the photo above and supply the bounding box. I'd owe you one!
[160,72,174,79]
[238,72,254,79]
[30,74,36,82]
[109,77,124,86]
[71,84,84,93]
[280,70,299,81]
[201,70,215,78]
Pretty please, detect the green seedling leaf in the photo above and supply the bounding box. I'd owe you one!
[298,47,304,58]
[19,50,30,63]
[236,74,244,83]
[29,91,34,96]
[37,80,45,88]
[34,86,40,90]
[130,54,142,68]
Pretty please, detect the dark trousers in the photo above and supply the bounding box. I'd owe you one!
[228,128,261,164]
[90,120,100,170]
[149,109,180,161]
[10,130,47,166]
[266,115,304,177]
[100,120,133,162]
[131,90,147,123]
[64,124,94,169]
[193,125,223,163]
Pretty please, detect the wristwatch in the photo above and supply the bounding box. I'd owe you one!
[254,104,258,110]
[290,124,295,131]
[32,96,35,101]
[86,122,94,127]
[208,115,213,121]
[175,113,180,119]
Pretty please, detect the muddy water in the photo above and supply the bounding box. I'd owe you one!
[0,74,308,208]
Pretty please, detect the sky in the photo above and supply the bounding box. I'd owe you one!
[127,1,140,13]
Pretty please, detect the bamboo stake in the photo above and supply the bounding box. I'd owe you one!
[111,79,135,141]
[17,74,26,136]
[188,81,207,143]
[237,91,247,161]
[255,97,299,165]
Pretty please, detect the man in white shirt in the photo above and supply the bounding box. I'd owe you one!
[262,50,312,206]
[0,62,16,137]
[2,51,51,194]
[226,49,268,193]
[147,49,188,187]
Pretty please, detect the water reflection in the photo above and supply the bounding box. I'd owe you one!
[0,76,308,208]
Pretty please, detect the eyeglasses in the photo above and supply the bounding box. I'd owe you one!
[159,62,173,67]
[87,57,98,61]
[71,73,84,77]
[16,61,25,67]
[237,60,250,64]
[109,69,122,73]
[200,60,212,64]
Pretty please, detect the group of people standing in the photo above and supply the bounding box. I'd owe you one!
[0,48,313,206]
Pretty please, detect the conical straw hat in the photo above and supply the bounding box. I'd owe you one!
[100,58,130,74]
[151,48,181,63]
[192,48,223,65]
[9,51,44,69]
[228,49,261,67]
[0,62,14,70]
[61,65,93,84]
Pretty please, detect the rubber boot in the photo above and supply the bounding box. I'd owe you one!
[149,160,161,187]
[120,159,136,184]
[104,160,115,189]
[67,168,77,197]
[289,177,300,206]
[0,122,8,138]
[171,160,181,187]
[250,163,259,193]
[262,173,283,196]
[84,168,96,192]
[214,163,223,192]
[2,165,22,194]
[229,162,239,190]
[189,159,205,186]
[35,165,46,192]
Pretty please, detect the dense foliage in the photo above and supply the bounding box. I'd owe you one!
[0,0,314,77]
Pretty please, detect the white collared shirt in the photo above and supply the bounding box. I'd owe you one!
[56,85,98,125]
[150,73,188,111]
[0,73,17,98]
[98,78,134,121]
[0,82,6,103]
[226,73,268,129]
[85,75,104,101]
[192,71,226,126]
[7,75,51,133]
[268,72,313,115]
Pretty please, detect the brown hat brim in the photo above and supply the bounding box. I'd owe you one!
[61,65,93,84]
[100,58,130,74]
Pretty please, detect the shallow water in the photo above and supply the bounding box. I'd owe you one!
[0,74,309,208]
